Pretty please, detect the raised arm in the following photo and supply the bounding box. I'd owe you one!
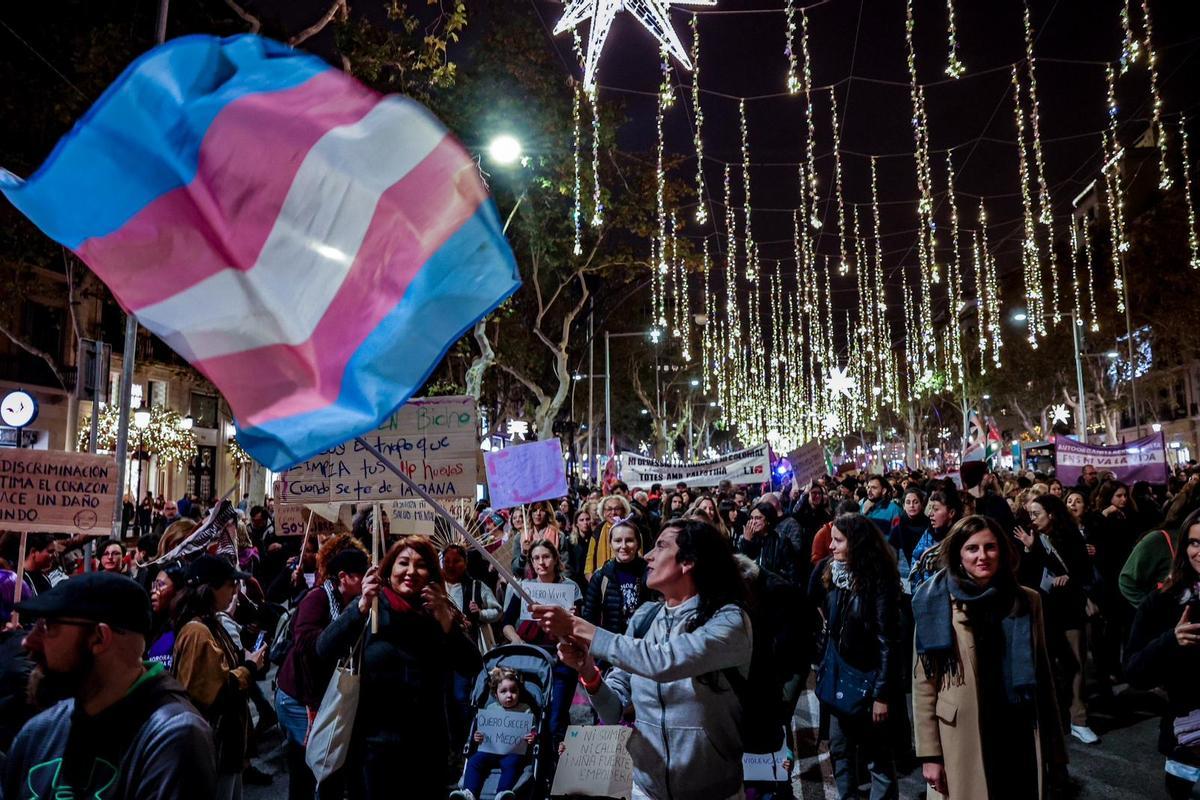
[590,604,751,682]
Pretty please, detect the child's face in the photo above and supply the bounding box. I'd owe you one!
[496,678,521,709]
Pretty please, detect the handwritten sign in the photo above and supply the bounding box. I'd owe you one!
[0,450,117,535]
[387,498,437,536]
[516,580,578,621]
[276,396,479,503]
[483,438,568,510]
[275,502,305,536]
[475,708,534,756]
[551,725,634,799]
[786,439,827,488]
[742,738,790,782]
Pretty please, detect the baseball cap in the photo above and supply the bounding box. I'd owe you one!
[187,554,252,587]
[17,572,152,635]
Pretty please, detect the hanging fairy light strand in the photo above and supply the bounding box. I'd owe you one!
[1142,0,1171,190]
[1120,0,1141,73]
[572,81,584,256]
[653,47,671,332]
[690,14,707,225]
[944,149,966,390]
[945,0,964,78]
[829,86,850,276]
[800,9,820,232]
[1080,213,1100,331]
[1012,65,1045,345]
[589,87,603,227]
[1022,1,1060,326]
[739,99,758,283]
[784,0,800,93]
[1181,117,1200,270]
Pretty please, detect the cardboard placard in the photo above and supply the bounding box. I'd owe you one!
[0,450,118,535]
[474,708,534,756]
[276,396,479,503]
[387,498,438,536]
[275,503,305,537]
[516,580,577,621]
[483,438,569,510]
[551,725,634,799]
[786,440,827,488]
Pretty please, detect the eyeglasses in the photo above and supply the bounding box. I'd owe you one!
[29,618,96,637]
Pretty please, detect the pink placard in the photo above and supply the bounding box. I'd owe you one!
[484,438,569,510]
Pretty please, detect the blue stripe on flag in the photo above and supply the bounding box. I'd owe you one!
[236,199,520,470]
[0,35,328,248]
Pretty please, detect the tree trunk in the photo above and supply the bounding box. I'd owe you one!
[464,319,495,402]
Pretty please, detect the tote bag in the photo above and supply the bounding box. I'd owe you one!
[305,631,364,782]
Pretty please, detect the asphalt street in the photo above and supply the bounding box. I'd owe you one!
[246,677,1172,799]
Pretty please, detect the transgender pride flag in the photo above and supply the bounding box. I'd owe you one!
[0,35,519,470]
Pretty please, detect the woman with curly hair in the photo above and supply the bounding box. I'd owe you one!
[511,500,561,576]
[534,519,751,800]
[809,513,902,800]
[317,535,481,798]
[274,533,369,800]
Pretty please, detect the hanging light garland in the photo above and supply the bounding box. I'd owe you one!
[1080,212,1100,331]
[869,156,893,406]
[1142,0,1171,190]
[1022,1,1060,326]
[740,99,758,283]
[79,405,198,466]
[1104,65,1131,317]
[784,0,800,94]
[589,87,604,227]
[572,81,584,256]
[1181,117,1200,270]
[1066,195,1084,327]
[977,199,1002,369]
[654,46,671,332]
[945,149,966,390]
[829,86,850,276]
[690,14,707,224]
[1119,0,1141,73]
[945,0,964,78]
[1012,65,1045,346]
[800,9,820,232]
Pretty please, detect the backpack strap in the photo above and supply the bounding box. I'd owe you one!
[1161,530,1176,560]
[629,601,663,640]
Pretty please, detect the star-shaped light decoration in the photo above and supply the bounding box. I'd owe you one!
[554,0,718,90]
[1050,403,1071,427]
[826,365,856,400]
[505,419,529,441]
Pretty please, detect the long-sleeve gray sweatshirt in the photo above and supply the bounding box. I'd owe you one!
[588,595,752,800]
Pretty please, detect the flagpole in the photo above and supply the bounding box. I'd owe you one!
[354,437,535,606]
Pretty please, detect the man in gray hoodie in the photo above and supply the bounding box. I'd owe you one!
[534,518,752,800]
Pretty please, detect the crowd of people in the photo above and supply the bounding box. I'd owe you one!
[2,459,1200,798]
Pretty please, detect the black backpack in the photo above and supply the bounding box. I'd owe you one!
[629,601,784,754]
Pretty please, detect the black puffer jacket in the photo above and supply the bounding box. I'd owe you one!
[808,558,901,702]
[582,557,652,634]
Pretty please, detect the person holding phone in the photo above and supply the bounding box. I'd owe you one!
[1125,508,1200,798]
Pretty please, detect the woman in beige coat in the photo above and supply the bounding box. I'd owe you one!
[911,515,1066,799]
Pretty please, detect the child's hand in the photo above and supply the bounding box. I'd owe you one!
[557,741,567,755]
[473,732,484,743]
[524,731,537,744]
[783,758,794,774]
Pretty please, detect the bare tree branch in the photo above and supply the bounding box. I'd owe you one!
[0,321,67,389]
[498,363,548,407]
[289,0,347,46]
[224,0,263,33]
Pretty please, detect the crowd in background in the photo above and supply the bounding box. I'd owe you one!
[3,458,1200,798]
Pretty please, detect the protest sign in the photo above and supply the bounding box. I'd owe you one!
[0,449,117,535]
[552,725,634,799]
[743,738,790,782]
[1055,432,1169,485]
[483,438,569,510]
[474,708,534,756]
[619,444,770,489]
[387,498,438,536]
[516,580,577,621]
[275,502,305,537]
[786,440,827,488]
[276,396,479,503]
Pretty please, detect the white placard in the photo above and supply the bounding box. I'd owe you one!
[475,708,534,756]
[742,740,790,782]
[619,444,770,489]
[551,725,634,799]
[516,580,578,621]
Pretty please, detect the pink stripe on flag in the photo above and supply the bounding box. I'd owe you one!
[189,135,487,427]
[77,69,378,311]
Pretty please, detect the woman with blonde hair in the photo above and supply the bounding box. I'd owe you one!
[512,500,561,576]
[586,494,632,578]
[687,494,729,538]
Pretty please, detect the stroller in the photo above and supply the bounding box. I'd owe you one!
[457,643,556,800]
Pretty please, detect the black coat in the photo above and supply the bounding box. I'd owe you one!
[1125,588,1200,762]
[736,528,800,586]
[317,598,481,749]
[808,558,901,702]
[1017,527,1091,631]
[582,557,652,634]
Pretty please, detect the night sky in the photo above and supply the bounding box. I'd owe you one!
[529,0,1200,343]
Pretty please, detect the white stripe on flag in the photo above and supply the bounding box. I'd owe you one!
[135,96,446,362]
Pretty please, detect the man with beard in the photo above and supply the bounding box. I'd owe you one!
[2,572,216,799]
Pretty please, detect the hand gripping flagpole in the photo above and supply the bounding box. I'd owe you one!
[354,437,536,607]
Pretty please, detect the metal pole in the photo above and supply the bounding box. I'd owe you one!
[588,302,595,483]
[1071,312,1088,441]
[604,331,611,474]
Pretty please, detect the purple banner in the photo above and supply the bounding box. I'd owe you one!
[1055,432,1169,485]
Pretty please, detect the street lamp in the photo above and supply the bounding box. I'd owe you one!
[487,135,523,166]
[178,414,194,431]
[132,407,151,534]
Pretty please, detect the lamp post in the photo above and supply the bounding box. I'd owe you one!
[132,406,151,535]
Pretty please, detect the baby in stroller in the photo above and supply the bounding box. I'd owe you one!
[451,667,539,800]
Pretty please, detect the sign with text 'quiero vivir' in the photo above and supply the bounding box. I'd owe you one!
[0,449,118,535]
[275,396,478,503]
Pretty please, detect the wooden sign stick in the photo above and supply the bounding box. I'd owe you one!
[371,500,381,634]
[10,532,28,626]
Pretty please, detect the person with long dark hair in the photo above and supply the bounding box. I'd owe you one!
[911,516,1065,798]
[737,501,800,585]
[1016,493,1096,744]
[909,490,964,592]
[316,535,481,798]
[171,556,267,800]
[534,519,751,800]
[809,513,901,800]
[1125,507,1200,798]
[146,564,186,669]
